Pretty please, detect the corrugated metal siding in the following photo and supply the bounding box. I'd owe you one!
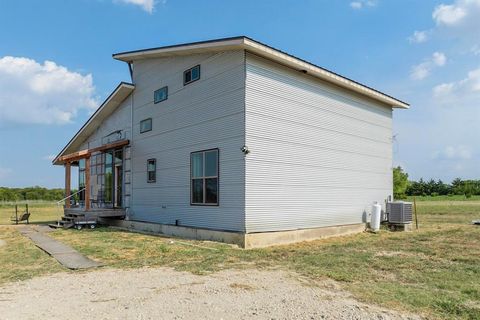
[245,53,393,233]
[129,50,246,232]
[79,96,132,150]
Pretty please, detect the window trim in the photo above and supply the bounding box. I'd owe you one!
[154,86,168,104]
[147,158,156,183]
[183,65,201,86]
[190,148,219,206]
[140,118,152,133]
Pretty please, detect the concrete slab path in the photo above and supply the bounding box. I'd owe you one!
[19,226,102,270]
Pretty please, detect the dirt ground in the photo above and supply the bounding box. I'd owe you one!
[0,267,420,320]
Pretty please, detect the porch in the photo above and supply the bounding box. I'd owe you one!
[53,207,127,229]
[55,138,130,227]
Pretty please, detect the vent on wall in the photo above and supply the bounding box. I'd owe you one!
[387,201,413,224]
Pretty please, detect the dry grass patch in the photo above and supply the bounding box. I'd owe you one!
[0,201,62,225]
[0,226,65,285]
[1,200,479,319]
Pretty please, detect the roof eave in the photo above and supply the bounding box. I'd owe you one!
[112,37,246,62]
[112,37,409,109]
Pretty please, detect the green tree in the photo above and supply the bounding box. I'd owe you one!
[393,166,409,199]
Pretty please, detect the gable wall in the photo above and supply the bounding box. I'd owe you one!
[245,52,393,233]
[79,96,132,150]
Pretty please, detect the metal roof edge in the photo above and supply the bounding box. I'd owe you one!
[52,82,135,165]
[111,36,409,108]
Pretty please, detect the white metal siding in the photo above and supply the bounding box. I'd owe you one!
[129,50,246,232]
[79,96,132,150]
[245,53,393,233]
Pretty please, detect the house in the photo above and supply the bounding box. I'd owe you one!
[53,36,409,248]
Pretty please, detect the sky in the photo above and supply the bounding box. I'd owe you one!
[0,0,479,188]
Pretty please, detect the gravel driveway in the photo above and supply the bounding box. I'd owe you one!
[0,268,420,320]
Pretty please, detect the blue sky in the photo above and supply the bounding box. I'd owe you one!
[0,0,479,188]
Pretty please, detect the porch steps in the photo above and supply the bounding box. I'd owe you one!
[50,208,126,229]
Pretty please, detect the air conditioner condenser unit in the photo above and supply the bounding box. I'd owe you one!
[386,201,413,224]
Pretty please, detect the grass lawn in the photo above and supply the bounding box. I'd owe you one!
[0,201,63,225]
[0,200,479,319]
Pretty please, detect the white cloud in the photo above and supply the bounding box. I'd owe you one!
[397,2,480,181]
[114,0,157,13]
[433,82,455,96]
[350,0,376,10]
[0,56,97,125]
[408,30,429,43]
[411,63,430,80]
[433,3,468,25]
[434,145,472,160]
[433,66,480,97]
[350,1,362,9]
[432,52,447,66]
[432,0,480,34]
[410,52,447,80]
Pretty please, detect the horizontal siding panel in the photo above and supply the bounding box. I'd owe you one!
[132,115,244,156]
[129,50,246,232]
[132,160,244,187]
[129,206,243,232]
[134,51,244,108]
[134,63,245,114]
[246,161,391,189]
[246,89,391,143]
[132,183,244,208]
[245,53,392,233]
[246,139,391,174]
[246,55,392,126]
[247,113,391,159]
[134,88,245,135]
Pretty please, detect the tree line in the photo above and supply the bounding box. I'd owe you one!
[0,186,67,202]
[2,169,479,202]
[393,166,480,199]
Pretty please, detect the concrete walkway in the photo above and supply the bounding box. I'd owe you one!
[19,226,102,270]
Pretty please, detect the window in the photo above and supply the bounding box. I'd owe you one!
[140,118,152,133]
[191,149,218,205]
[154,86,168,104]
[147,159,156,183]
[184,65,200,85]
[78,159,86,203]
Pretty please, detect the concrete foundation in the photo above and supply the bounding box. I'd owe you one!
[244,223,366,248]
[100,219,366,249]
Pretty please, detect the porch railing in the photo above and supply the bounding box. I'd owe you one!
[56,188,85,207]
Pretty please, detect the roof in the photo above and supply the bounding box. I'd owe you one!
[52,82,134,165]
[113,36,409,109]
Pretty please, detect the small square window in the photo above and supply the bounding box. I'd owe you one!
[140,118,152,133]
[147,159,156,183]
[184,65,200,85]
[154,86,168,104]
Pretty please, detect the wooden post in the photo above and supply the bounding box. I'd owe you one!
[65,162,71,208]
[15,205,18,224]
[85,157,91,211]
[414,196,419,230]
